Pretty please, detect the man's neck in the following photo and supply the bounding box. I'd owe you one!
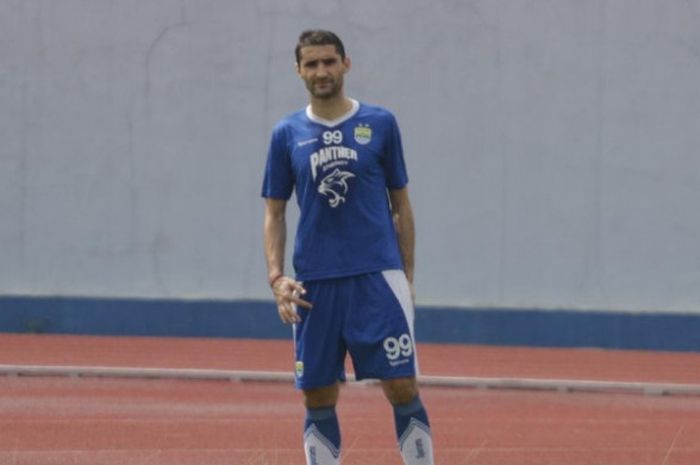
[309,95,353,122]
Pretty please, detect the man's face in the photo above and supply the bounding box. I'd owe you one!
[296,45,350,99]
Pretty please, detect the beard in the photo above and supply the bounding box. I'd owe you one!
[307,76,343,99]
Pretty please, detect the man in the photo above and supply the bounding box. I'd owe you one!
[262,29,435,465]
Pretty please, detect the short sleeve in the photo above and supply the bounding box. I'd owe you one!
[382,113,409,190]
[261,125,294,199]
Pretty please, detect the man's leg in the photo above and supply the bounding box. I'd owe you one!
[293,277,348,465]
[302,383,341,465]
[382,377,434,465]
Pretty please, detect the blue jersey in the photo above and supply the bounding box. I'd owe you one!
[262,99,408,281]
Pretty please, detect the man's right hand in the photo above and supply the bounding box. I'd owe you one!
[271,276,312,324]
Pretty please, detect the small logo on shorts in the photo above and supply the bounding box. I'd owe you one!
[295,361,304,378]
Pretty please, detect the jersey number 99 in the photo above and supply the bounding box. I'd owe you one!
[322,130,343,145]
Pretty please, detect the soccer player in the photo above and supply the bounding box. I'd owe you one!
[262,29,435,465]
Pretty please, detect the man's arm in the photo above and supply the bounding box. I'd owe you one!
[388,187,415,284]
[264,198,311,324]
[264,198,287,283]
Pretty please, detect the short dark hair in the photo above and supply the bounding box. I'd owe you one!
[295,30,346,64]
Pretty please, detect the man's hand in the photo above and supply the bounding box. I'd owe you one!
[271,276,312,324]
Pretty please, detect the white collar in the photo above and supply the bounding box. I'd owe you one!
[306,99,359,127]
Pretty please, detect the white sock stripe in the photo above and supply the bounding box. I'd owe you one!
[304,424,341,458]
[398,418,432,451]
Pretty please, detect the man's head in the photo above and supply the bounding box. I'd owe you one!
[295,30,346,65]
[295,30,351,100]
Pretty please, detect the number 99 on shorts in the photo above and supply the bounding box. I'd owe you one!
[383,333,414,361]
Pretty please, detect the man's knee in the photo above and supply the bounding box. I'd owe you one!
[303,383,340,408]
[381,377,418,405]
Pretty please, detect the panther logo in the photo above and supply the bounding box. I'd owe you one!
[318,168,355,208]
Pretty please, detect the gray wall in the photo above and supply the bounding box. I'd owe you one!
[2,0,699,312]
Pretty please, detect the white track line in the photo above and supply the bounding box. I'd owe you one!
[0,364,699,396]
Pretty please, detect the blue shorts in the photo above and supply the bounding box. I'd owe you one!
[292,270,418,389]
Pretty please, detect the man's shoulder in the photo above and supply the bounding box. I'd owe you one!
[357,101,395,118]
[273,108,308,132]
[355,102,398,127]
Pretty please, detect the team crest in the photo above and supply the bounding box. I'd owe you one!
[354,124,372,145]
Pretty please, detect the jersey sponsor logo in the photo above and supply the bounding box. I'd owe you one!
[311,132,358,207]
[354,124,372,145]
[297,137,318,147]
[310,146,358,180]
[318,169,355,208]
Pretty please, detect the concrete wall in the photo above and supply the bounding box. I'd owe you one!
[2,0,700,312]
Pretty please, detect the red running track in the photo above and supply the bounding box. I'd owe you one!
[1,334,700,464]
[2,334,700,384]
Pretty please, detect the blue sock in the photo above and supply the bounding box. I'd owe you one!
[304,406,341,464]
[393,396,434,465]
